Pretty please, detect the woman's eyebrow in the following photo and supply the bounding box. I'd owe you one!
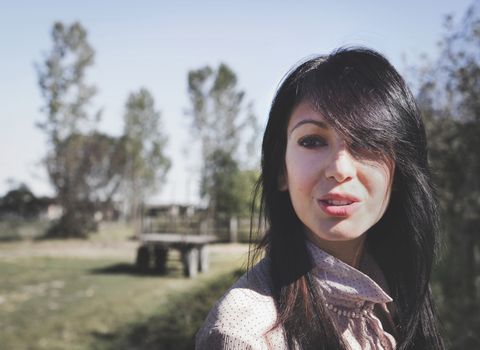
[289,119,329,135]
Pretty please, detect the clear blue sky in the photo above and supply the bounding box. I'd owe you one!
[0,0,473,204]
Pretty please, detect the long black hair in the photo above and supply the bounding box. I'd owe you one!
[251,47,445,349]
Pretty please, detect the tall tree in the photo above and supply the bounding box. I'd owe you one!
[37,22,98,141]
[416,3,480,348]
[187,63,259,219]
[36,22,125,237]
[123,88,171,234]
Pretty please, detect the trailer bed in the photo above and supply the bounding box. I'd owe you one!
[136,233,217,277]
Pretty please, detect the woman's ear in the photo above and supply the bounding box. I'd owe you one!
[278,171,288,191]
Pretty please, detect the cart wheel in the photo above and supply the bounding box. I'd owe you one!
[154,246,168,274]
[182,248,199,278]
[198,245,209,273]
[136,245,151,272]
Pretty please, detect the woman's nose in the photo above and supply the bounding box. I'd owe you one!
[324,147,356,183]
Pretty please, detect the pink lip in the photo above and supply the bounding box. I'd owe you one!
[317,193,361,217]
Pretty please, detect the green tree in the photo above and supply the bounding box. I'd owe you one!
[0,184,42,219]
[416,3,480,347]
[123,88,171,235]
[36,22,98,141]
[36,22,126,237]
[187,63,259,220]
[201,149,258,217]
[44,131,126,237]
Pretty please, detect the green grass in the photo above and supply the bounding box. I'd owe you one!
[91,268,245,350]
[0,218,51,241]
[0,223,249,350]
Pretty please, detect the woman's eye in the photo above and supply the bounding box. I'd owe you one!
[297,135,326,149]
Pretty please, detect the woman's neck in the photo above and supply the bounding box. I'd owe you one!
[306,232,366,268]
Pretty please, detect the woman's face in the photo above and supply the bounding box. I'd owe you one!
[283,100,394,245]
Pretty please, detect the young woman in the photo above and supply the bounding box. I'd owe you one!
[196,47,445,350]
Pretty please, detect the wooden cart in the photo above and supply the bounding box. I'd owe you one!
[135,233,217,277]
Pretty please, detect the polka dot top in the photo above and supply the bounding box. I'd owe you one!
[196,241,397,349]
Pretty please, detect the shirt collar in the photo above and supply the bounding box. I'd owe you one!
[306,240,393,305]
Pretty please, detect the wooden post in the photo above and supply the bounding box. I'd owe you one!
[153,246,168,274]
[134,202,144,239]
[136,245,150,272]
[198,245,209,273]
[229,216,238,243]
[200,219,208,235]
[182,247,199,278]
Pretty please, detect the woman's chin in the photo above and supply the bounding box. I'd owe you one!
[306,223,366,243]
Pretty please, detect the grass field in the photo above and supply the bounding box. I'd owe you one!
[0,222,249,350]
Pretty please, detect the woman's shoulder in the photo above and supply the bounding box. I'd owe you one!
[201,258,276,325]
[196,258,282,349]
[231,257,273,297]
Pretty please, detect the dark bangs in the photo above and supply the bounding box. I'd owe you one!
[287,48,419,165]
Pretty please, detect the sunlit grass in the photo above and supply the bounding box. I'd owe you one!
[0,222,249,349]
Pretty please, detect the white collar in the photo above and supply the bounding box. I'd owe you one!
[306,240,393,306]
